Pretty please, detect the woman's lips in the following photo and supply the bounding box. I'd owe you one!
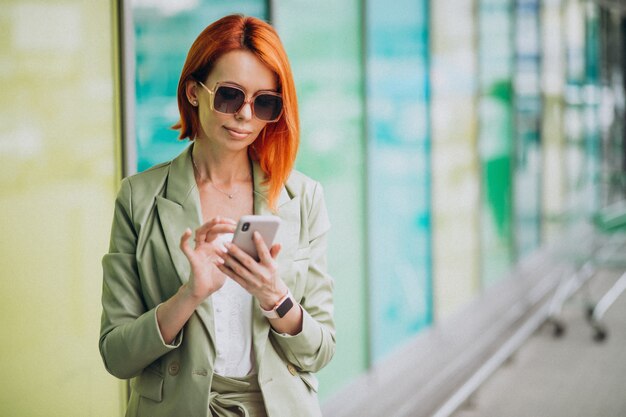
[224,126,252,139]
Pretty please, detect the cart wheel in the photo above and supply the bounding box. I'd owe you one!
[592,325,607,342]
[552,320,566,338]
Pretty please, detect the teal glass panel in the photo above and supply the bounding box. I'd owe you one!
[367,0,432,361]
[563,0,587,216]
[513,0,542,257]
[478,0,514,285]
[132,1,266,172]
[583,3,602,212]
[272,0,368,399]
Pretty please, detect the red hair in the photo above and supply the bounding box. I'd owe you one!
[173,15,299,210]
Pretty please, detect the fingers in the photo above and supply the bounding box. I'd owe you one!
[221,242,258,273]
[179,228,193,259]
[200,224,236,239]
[217,264,252,291]
[252,231,270,262]
[223,240,277,283]
[194,217,236,243]
[217,253,253,287]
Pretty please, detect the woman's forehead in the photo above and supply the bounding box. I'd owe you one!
[207,50,277,92]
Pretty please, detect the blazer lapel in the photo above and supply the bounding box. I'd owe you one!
[250,162,301,368]
[155,144,216,342]
[156,145,201,285]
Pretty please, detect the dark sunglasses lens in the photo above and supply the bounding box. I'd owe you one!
[214,86,245,113]
[254,94,283,121]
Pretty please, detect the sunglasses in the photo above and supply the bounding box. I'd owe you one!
[197,81,283,122]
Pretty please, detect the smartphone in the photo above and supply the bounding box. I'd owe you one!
[232,215,281,261]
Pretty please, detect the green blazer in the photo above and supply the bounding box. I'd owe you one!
[99,145,335,417]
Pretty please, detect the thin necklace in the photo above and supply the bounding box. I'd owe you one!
[191,153,239,199]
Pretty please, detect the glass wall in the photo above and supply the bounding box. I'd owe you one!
[0,1,122,416]
[597,3,626,206]
[540,0,567,241]
[478,0,515,286]
[513,0,543,257]
[431,0,480,318]
[366,0,432,360]
[272,0,369,398]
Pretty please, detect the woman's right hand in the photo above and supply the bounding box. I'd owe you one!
[179,216,237,302]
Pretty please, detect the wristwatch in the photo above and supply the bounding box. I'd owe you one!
[260,291,294,319]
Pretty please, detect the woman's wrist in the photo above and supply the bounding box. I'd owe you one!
[259,285,289,311]
[180,282,208,306]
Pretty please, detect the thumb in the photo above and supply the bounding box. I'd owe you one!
[179,228,194,259]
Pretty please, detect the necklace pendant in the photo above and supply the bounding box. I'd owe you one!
[228,194,234,199]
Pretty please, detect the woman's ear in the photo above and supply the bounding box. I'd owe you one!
[185,79,199,106]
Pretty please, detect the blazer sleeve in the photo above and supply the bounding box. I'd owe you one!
[99,178,182,380]
[271,182,336,373]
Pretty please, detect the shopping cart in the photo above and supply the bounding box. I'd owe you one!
[585,200,626,341]
[546,200,626,342]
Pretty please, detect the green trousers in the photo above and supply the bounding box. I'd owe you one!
[209,373,268,417]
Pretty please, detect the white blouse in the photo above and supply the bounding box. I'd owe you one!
[211,233,255,377]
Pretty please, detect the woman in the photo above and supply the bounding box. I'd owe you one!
[99,14,335,417]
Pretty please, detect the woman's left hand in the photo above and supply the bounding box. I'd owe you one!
[217,231,287,310]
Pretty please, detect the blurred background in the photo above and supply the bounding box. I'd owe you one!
[1,0,625,416]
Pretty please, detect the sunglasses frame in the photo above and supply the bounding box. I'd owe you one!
[197,81,283,122]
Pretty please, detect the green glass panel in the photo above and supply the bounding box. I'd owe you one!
[478,0,514,286]
[583,3,602,211]
[272,0,368,399]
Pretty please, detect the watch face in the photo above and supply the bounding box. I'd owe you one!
[276,296,294,318]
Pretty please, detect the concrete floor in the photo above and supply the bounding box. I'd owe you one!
[451,268,626,417]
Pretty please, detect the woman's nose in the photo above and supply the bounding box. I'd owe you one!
[235,100,254,121]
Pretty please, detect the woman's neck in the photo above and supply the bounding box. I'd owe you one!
[191,141,251,186]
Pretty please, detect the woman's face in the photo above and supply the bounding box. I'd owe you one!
[192,49,278,152]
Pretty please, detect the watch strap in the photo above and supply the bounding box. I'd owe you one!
[260,291,294,319]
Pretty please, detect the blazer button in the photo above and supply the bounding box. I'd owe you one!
[287,364,298,376]
[168,361,180,376]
